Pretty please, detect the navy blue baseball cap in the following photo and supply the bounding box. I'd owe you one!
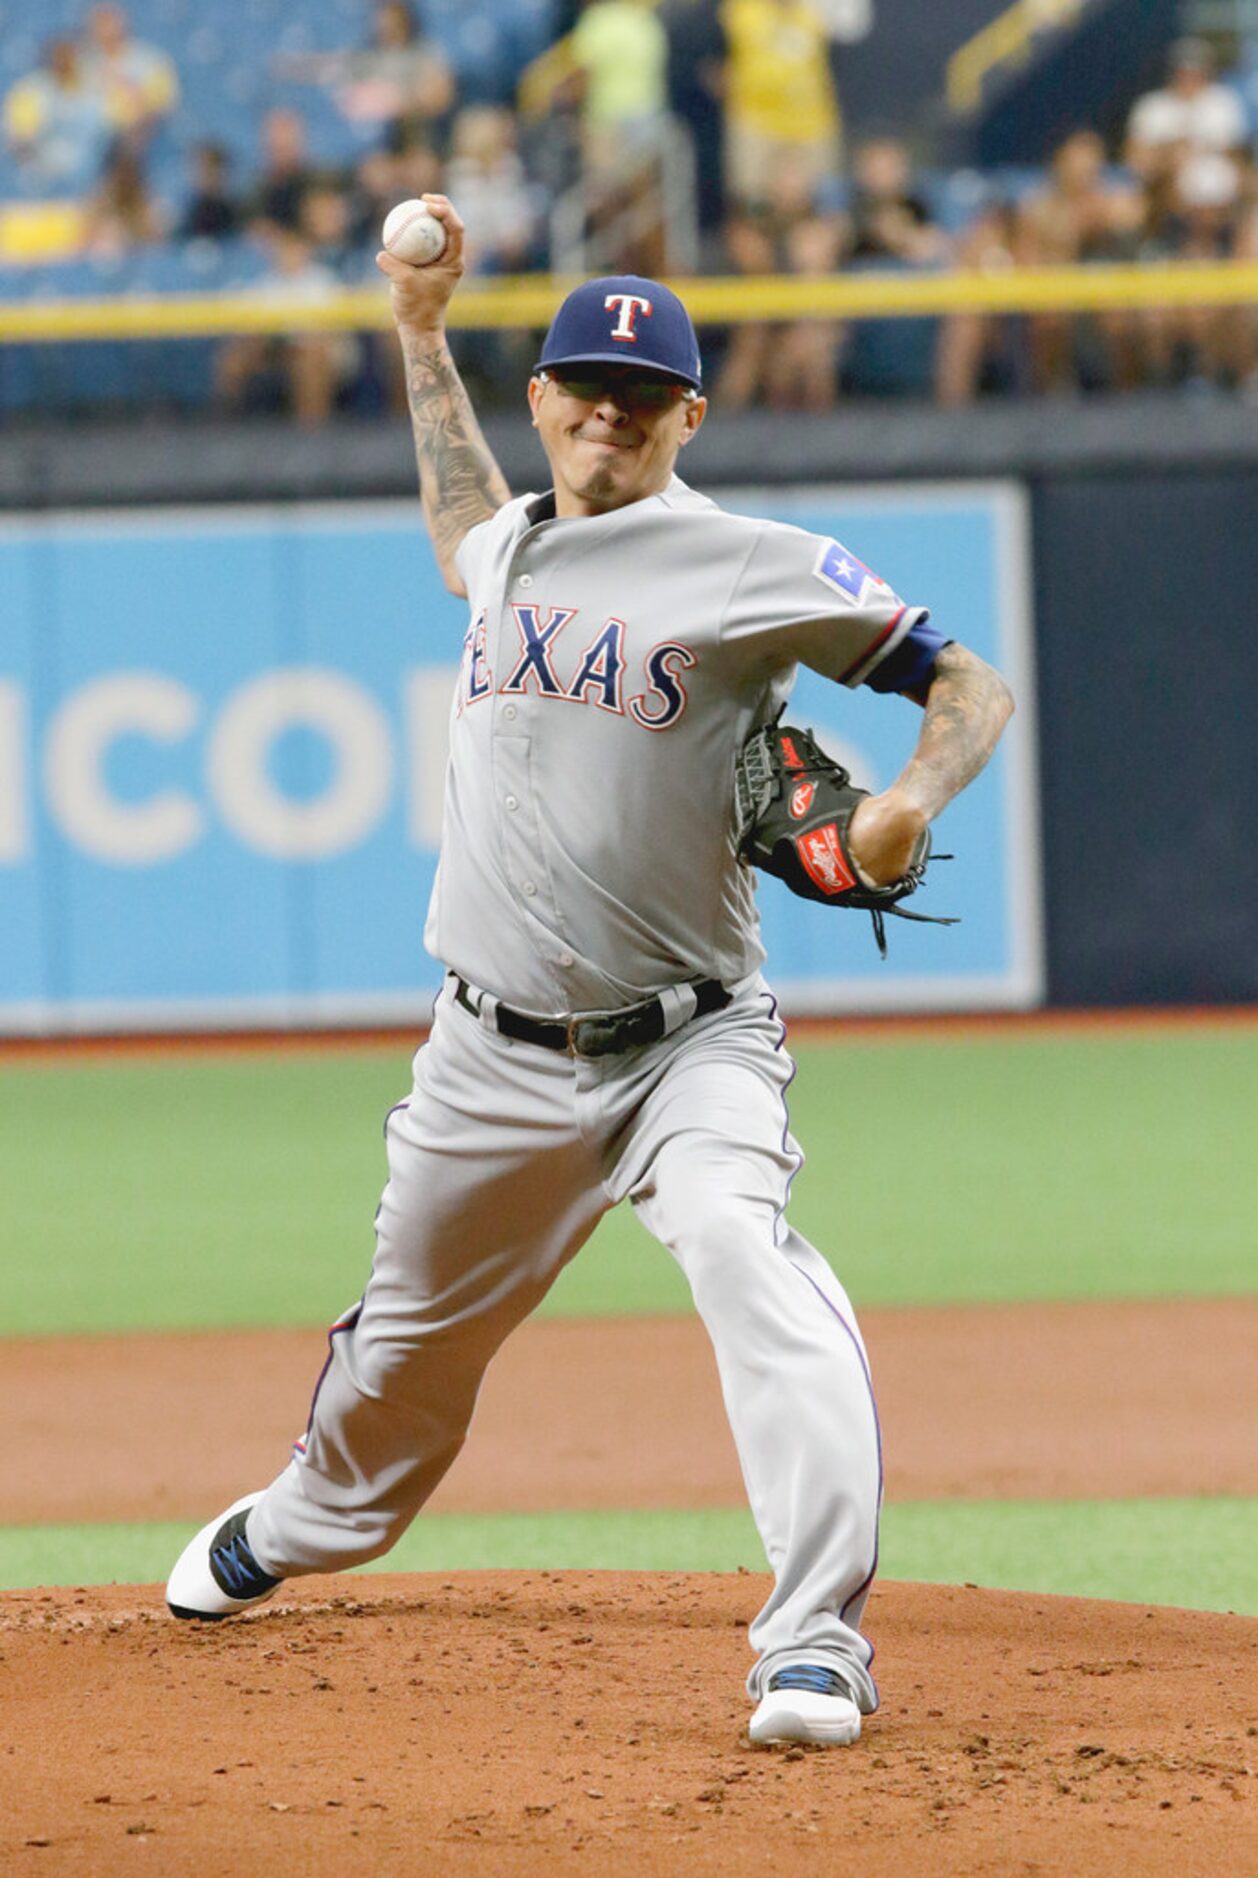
[536,275,702,389]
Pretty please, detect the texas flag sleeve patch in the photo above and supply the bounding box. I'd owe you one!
[813,539,897,606]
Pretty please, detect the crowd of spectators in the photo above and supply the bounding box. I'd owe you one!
[3,4,1258,422]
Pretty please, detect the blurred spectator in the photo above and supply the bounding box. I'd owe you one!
[1232,154,1258,390]
[340,0,453,133]
[84,140,164,257]
[2,36,112,191]
[662,0,728,236]
[934,198,1024,407]
[279,1,455,149]
[1017,129,1143,392]
[216,228,360,426]
[446,106,540,273]
[80,3,180,152]
[1125,38,1247,189]
[846,136,948,265]
[833,136,949,404]
[346,147,410,249]
[388,137,448,205]
[714,151,843,409]
[176,141,241,241]
[569,0,670,180]
[1138,148,1246,388]
[1019,130,1142,263]
[1159,149,1243,258]
[244,110,321,238]
[537,0,673,273]
[719,0,842,216]
[299,180,358,279]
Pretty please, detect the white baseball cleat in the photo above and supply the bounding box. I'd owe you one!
[166,1491,283,1621]
[749,1665,863,1747]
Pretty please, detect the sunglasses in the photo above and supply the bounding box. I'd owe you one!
[542,369,694,412]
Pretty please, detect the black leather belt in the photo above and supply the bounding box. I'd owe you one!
[452,975,732,1057]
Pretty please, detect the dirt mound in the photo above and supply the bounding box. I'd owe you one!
[2,1573,1253,1876]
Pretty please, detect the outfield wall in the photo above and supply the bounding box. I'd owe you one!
[0,466,1252,1030]
[1031,469,1258,1007]
[0,485,1040,1031]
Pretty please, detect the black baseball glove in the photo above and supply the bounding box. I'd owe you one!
[733,721,956,957]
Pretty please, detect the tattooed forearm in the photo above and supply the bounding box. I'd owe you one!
[402,332,511,590]
[893,643,1015,820]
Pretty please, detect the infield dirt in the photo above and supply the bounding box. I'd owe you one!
[5,1298,1257,1522]
[5,1295,1258,1871]
[3,1574,1255,1876]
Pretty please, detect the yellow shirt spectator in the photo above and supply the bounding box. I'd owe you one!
[571,0,668,132]
[721,0,839,146]
[4,36,111,189]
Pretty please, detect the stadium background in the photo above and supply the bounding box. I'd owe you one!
[1,4,1255,1871]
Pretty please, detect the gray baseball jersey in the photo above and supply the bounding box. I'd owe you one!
[428,474,928,1012]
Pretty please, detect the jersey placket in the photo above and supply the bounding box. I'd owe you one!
[489,530,573,1006]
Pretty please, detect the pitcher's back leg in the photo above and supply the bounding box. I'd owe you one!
[249,1000,609,1577]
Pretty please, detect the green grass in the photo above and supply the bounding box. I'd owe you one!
[2,1499,1254,1615]
[2,1028,1254,1335]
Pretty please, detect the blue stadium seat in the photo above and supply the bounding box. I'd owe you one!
[919,168,996,234]
[992,165,1049,206]
[0,30,43,83]
[0,0,562,423]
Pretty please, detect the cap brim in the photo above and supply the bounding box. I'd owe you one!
[533,351,701,390]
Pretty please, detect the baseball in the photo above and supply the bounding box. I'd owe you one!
[382,199,448,267]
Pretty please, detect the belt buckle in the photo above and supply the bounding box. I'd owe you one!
[566,1009,621,1057]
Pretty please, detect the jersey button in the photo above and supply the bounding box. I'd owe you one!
[504,795,518,811]
[522,881,537,897]
[517,573,534,588]
[558,952,575,968]
[503,704,517,721]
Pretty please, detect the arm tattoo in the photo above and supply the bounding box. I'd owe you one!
[895,643,1015,820]
[402,334,511,585]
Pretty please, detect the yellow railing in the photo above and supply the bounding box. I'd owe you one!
[947,0,1085,115]
[2,259,1258,344]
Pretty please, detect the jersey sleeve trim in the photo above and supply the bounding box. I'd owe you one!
[864,616,952,697]
[838,604,920,688]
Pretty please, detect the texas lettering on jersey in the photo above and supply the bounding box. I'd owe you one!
[457,603,696,730]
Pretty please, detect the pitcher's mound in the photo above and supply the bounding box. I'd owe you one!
[3,1573,1254,1876]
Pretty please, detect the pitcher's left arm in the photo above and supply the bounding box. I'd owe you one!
[848,644,1015,885]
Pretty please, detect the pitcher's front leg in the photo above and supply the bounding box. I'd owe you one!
[618,995,882,1725]
[637,1162,881,1713]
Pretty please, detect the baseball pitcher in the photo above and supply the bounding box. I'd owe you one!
[167,195,1014,1749]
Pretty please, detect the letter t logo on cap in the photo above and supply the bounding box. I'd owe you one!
[604,292,653,342]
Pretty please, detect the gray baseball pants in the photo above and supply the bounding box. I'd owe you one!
[248,972,882,1710]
